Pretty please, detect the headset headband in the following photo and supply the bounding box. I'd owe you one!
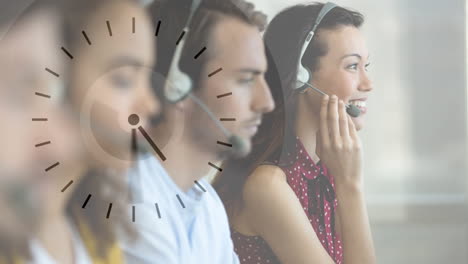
[295,2,338,90]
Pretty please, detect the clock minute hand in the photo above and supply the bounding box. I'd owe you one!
[138,125,167,161]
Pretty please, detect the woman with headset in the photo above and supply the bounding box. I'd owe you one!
[214,2,376,264]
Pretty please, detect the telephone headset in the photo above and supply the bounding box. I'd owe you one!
[162,0,246,153]
[295,2,361,118]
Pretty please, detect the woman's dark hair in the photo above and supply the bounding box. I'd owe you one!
[213,3,364,216]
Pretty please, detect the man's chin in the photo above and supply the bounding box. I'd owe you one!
[216,138,251,160]
[230,137,251,159]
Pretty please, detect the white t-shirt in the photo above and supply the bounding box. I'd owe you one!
[28,222,92,264]
[121,153,240,264]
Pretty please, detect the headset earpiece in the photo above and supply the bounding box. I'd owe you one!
[163,0,202,103]
[163,36,193,103]
[296,65,313,90]
[294,2,337,90]
[295,63,310,89]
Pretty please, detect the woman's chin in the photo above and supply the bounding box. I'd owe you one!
[351,117,365,131]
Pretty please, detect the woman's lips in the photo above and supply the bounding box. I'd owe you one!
[348,98,368,115]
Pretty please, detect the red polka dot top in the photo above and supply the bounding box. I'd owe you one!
[231,138,343,264]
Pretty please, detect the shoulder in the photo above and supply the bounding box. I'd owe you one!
[242,164,288,204]
[239,165,316,242]
[228,165,289,235]
[240,165,294,226]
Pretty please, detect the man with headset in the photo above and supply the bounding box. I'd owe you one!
[121,0,274,263]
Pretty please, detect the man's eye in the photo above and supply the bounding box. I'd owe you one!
[111,74,133,89]
[238,77,255,84]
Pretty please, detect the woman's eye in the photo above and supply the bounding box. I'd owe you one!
[111,74,133,89]
[346,63,358,70]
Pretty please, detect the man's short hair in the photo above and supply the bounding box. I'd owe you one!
[150,0,267,98]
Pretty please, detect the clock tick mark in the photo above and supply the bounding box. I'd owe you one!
[32,118,48,122]
[35,92,51,99]
[82,30,92,45]
[155,203,161,219]
[45,68,59,77]
[220,118,236,122]
[35,141,51,148]
[176,194,185,208]
[194,47,206,59]
[61,180,74,192]
[216,92,232,99]
[82,194,92,209]
[208,162,222,172]
[106,203,113,219]
[194,180,207,192]
[176,31,185,45]
[216,141,232,147]
[208,68,223,77]
[155,20,161,36]
[45,162,60,172]
[106,20,113,36]
[61,47,74,59]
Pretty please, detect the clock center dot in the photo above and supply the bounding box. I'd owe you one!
[128,114,140,126]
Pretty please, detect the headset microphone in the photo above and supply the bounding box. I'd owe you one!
[297,80,361,118]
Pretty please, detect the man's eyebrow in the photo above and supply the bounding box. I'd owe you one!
[107,55,144,70]
[235,68,263,75]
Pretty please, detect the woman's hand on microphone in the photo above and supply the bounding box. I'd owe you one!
[316,95,376,264]
[316,95,363,190]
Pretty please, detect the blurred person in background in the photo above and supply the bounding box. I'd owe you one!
[0,0,160,263]
[0,0,76,262]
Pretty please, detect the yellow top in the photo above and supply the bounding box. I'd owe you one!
[0,220,123,264]
[77,219,123,264]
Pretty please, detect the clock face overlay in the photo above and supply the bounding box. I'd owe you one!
[40,16,232,223]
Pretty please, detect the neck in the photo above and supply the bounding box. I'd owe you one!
[151,116,217,192]
[295,95,321,163]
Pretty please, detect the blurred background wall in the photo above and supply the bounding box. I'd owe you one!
[249,0,468,263]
